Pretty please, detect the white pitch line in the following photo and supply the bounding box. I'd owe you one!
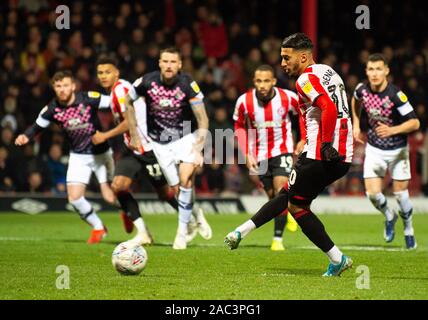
[0,237,43,241]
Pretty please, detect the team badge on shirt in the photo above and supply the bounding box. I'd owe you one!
[88,91,101,98]
[302,81,313,95]
[397,91,408,103]
[190,81,201,94]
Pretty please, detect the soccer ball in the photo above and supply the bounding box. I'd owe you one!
[112,241,148,275]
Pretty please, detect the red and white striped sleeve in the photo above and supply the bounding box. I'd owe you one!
[112,82,128,114]
[287,90,299,115]
[295,72,326,103]
[233,94,249,156]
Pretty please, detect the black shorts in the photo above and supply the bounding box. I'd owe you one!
[288,153,351,206]
[259,154,293,192]
[114,148,168,189]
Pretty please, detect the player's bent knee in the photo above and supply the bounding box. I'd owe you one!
[111,177,131,194]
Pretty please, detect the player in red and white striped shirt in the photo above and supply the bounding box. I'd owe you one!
[233,64,300,251]
[225,33,353,277]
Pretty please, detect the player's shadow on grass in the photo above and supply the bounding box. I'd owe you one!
[346,243,404,249]
[61,239,174,247]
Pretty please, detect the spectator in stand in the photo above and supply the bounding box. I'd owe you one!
[46,143,67,194]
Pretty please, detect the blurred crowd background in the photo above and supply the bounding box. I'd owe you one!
[0,0,427,197]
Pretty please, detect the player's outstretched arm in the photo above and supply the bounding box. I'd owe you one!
[375,118,420,138]
[15,122,46,146]
[92,119,129,145]
[351,96,364,144]
[124,93,142,151]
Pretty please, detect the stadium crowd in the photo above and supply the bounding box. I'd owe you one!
[0,0,427,196]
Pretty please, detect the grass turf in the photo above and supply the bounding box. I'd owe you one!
[0,212,427,300]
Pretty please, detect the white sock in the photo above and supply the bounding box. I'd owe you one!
[367,192,394,221]
[70,197,103,230]
[393,190,414,236]
[85,212,104,230]
[326,245,343,264]
[133,217,147,234]
[178,186,193,235]
[236,220,256,238]
[273,236,283,242]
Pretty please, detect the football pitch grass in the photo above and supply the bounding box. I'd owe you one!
[0,212,427,300]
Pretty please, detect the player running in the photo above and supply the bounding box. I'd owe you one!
[234,64,300,251]
[15,70,115,244]
[352,53,420,249]
[125,47,212,250]
[94,56,208,245]
[225,33,354,276]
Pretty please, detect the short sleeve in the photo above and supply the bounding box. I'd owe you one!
[391,89,416,118]
[353,83,364,100]
[233,95,246,122]
[35,105,53,128]
[130,77,146,100]
[295,73,325,103]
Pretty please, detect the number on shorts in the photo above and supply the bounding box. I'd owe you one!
[280,155,293,171]
[146,164,162,177]
[289,169,297,186]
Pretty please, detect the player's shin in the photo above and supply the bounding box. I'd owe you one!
[116,191,142,221]
[70,196,103,230]
[291,208,339,261]
[367,192,394,221]
[178,186,193,234]
[250,188,289,230]
[393,190,414,235]
[274,214,287,238]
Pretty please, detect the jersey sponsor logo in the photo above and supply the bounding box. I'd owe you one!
[190,81,201,93]
[160,98,174,108]
[302,81,313,95]
[118,97,125,104]
[88,91,101,98]
[397,91,408,103]
[252,120,284,129]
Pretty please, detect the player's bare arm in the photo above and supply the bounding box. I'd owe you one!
[190,97,209,151]
[124,93,142,151]
[189,97,209,167]
[92,118,129,145]
[351,96,364,143]
[375,118,420,138]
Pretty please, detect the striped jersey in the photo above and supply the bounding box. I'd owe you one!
[233,87,298,162]
[295,64,353,162]
[110,79,151,154]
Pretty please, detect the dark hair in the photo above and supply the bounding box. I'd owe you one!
[281,32,313,50]
[255,64,275,75]
[96,55,119,68]
[367,53,388,65]
[51,70,74,84]
[160,47,182,59]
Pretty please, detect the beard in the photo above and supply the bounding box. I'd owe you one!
[256,88,275,104]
